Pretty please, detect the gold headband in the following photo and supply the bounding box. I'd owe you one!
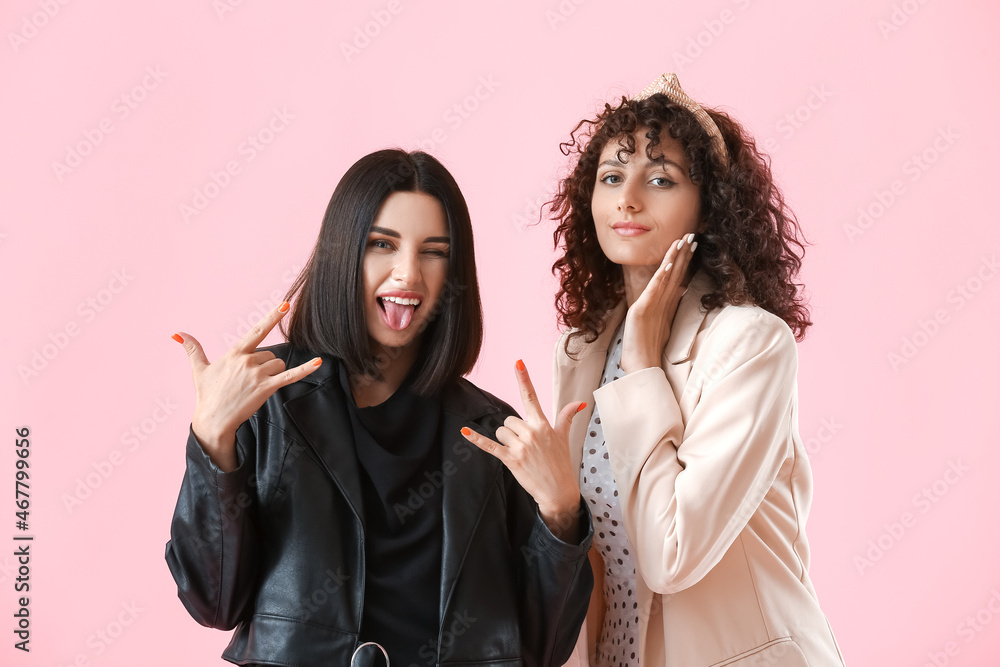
[632,73,729,167]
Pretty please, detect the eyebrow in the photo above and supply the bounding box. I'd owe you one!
[369,226,450,244]
[598,156,685,171]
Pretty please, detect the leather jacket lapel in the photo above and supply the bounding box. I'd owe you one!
[282,369,365,524]
[437,395,504,624]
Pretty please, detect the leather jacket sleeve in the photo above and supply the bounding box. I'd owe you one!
[164,422,260,630]
[503,455,595,667]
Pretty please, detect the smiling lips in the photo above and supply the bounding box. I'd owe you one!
[377,293,422,330]
[612,221,650,237]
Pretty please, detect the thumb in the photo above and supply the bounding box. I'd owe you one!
[554,400,587,441]
[172,332,209,372]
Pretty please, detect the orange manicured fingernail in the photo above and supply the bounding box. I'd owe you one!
[516,359,525,371]
[279,301,290,313]
[312,357,322,367]
[461,427,472,436]
[576,402,587,412]
[172,333,184,344]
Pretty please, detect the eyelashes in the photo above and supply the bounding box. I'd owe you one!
[596,173,676,188]
[367,238,449,258]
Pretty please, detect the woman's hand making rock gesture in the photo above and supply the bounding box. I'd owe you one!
[461,360,586,542]
[172,302,322,472]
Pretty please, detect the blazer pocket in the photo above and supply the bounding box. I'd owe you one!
[711,636,808,667]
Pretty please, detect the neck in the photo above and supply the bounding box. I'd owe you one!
[622,264,696,309]
[350,340,420,407]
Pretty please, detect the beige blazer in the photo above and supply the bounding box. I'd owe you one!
[555,272,845,667]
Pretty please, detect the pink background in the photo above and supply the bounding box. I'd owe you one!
[3,0,998,664]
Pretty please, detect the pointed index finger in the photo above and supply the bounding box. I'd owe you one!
[514,360,547,424]
[239,300,290,352]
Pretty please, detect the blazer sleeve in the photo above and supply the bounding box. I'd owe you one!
[164,421,260,630]
[593,308,798,595]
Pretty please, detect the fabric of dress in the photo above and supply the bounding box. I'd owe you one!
[578,320,639,667]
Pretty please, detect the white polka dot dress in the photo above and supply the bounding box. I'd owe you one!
[579,320,640,667]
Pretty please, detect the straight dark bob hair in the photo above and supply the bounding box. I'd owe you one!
[282,149,483,395]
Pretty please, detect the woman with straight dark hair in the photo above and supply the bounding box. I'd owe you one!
[165,149,594,667]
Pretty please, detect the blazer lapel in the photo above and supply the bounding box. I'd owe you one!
[558,270,715,467]
[556,301,627,474]
[282,365,365,523]
[664,270,714,365]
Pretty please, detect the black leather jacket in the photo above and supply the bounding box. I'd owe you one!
[165,344,594,666]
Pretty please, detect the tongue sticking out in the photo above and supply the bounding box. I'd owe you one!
[381,299,416,330]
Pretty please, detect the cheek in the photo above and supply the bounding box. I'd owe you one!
[425,262,450,301]
[590,189,613,219]
[361,256,385,303]
[593,223,615,256]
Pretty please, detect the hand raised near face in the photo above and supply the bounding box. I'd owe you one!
[172,302,321,472]
[619,234,697,375]
[460,360,586,542]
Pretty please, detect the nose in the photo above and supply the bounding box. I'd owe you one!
[391,249,420,285]
[617,179,641,212]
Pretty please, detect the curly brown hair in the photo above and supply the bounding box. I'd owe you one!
[548,93,812,353]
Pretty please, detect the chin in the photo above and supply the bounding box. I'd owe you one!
[370,332,416,351]
[601,244,667,268]
[368,321,423,351]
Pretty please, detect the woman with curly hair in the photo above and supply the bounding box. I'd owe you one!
[490,75,846,666]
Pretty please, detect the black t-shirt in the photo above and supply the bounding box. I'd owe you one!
[338,364,443,667]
